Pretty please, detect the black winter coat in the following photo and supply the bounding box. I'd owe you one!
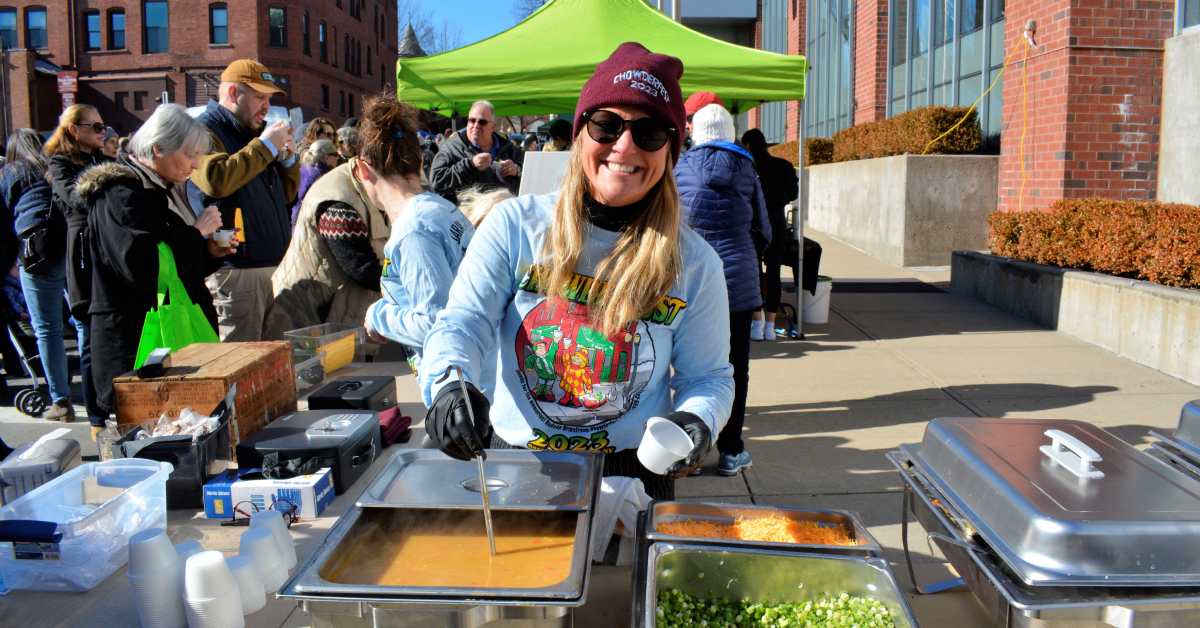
[48,151,109,316]
[429,130,523,203]
[76,158,221,327]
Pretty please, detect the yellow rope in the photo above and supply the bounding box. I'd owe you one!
[1017,38,1031,212]
[921,39,1033,156]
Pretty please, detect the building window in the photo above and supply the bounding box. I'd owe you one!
[209,3,228,45]
[25,7,47,49]
[318,21,327,62]
[0,9,15,50]
[268,7,286,48]
[85,11,102,50]
[1183,0,1200,30]
[339,89,345,115]
[107,9,125,50]
[890,0,1005,142]
[367,46,371,73]
[804,0,853,138]
[134,91,147,111]
[142,1,168,54]
[336,0,342,8]
[331,26,337,66]
[321,84,329,111]
[302,11,310,55]
[348,93,355,116]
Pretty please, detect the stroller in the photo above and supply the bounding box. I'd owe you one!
[1,274,51,417]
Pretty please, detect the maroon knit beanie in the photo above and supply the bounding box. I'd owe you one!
[573,42,686,151]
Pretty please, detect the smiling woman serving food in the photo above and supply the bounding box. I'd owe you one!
[419,42,734,499]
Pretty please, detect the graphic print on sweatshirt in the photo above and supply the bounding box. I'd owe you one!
[514,266,687,449]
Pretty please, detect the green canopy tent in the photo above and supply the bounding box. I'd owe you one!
[395,0,813,335]
[394,0,806,117]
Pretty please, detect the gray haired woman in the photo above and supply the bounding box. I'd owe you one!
[75,104,237,416]
[291,138,338,224]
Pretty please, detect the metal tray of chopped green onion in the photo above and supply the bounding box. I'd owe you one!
[640,543,917,627]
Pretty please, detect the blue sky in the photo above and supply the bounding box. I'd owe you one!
[420,0,525,47]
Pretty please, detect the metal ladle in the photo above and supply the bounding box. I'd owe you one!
[454,366,496,556]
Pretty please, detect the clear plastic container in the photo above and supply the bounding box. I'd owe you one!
[284,322,365,373]
[0,458,172,591]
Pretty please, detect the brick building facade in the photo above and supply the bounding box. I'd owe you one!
[750,0,1182,211]
[0,0,397,138]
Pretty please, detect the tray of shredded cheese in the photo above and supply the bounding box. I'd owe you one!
[645,501,880,555]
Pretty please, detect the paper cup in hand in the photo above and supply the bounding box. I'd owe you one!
[212,229,235,247]
[637,417,693,475]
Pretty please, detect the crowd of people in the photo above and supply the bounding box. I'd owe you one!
[0,45,798,489]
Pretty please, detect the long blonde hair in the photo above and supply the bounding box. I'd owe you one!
[44,104,99,163]
[539,140,682,335]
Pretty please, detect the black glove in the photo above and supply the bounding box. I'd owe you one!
[664,411,711,478]
[426,379,492,461]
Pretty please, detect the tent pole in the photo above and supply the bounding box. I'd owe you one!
[672,0,681,21]
[794,99,805,340]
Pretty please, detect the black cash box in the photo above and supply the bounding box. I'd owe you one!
[307,377,396,411]
[236,410,381,495]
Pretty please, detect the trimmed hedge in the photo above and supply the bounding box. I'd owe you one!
[831,106,982,162]
[805,138,834,166]
[988,199,1200,289]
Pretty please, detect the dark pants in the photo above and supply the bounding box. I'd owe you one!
[717,310,753,456]
[761,240,785,313]
[489,434,675,500]
[76,317,106,426]
[89,309,142,417]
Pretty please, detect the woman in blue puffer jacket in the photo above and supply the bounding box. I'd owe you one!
[675,103,770,477]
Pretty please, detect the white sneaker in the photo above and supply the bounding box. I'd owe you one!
[762,324,777,341]
[749,319,764,341]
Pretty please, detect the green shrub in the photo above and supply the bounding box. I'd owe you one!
[988,199,1200,289]
[831,106,982,162]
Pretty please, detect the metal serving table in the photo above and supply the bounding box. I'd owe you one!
[890,416,1200,627]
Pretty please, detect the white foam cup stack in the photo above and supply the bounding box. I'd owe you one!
[637,417,694,475]
[249,510,296,571]
[226,555,266,615]
[127,528,186,628]
[239,527,287,593]
[183,551,244,628]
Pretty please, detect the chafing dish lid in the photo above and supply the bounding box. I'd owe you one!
[356,449,600,511]
[1168,400,1200,451]
[904,417,1200,586]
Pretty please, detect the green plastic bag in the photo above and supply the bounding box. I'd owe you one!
[133,242,219,368]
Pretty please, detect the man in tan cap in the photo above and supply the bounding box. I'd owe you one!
[190,59,300,341]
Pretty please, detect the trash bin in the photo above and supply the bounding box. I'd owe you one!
[803,276,833,324]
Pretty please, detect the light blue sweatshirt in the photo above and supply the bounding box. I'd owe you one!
[419,192,734,454]
[366,192,474,370]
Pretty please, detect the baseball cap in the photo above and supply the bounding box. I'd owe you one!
[220,59,285,96]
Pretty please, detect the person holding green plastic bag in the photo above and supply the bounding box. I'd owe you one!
[76,104,238,419]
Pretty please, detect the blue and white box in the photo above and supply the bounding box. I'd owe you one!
[202,470,240,519]
[230,467,334,519]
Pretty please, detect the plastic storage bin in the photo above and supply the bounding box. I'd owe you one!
[284,323,364,373]
[0,458,172,591]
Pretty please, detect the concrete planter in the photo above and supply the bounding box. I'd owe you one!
[807,154,998,267]
[951,251,1200,386]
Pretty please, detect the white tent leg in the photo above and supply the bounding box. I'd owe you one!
[794,100,805,340]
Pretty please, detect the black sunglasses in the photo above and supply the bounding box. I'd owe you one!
[584,110,675,152]
[466,117,491,126]
[76,122,106,133]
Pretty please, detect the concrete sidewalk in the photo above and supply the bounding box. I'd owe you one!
[1,229,1197,627]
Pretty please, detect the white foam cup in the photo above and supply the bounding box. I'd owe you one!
[637,417,694,475]
[184,551,243,628]
[212,229,235,247]
[226,554,266,615]
[174,540,204,562]
[250,510,296,571]
[239,527,287,593]
[128,528,186,628]
[129,528,179,577]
